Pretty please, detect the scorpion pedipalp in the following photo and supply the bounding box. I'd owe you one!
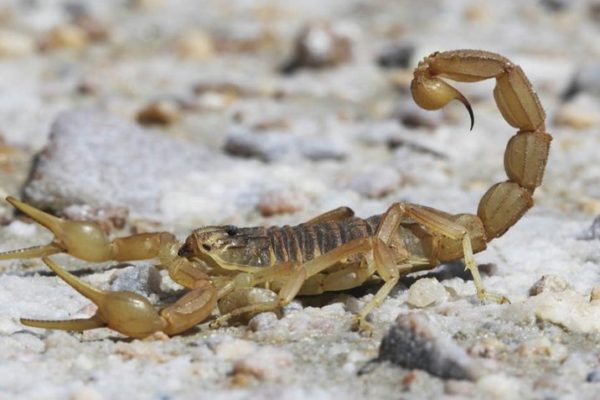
[0,196,179,263]
[21,257,218,338]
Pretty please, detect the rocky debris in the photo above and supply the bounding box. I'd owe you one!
[376,43,415,69]
[529,274,571,296]
[72,14,110,43]
[348,166,401,198]
[41,24,88,51]
[0,30,35,58]
[378,312,489,380]
[528,290,600,333]
[22,110,217,220]
[516,337,568,362]
[281,21,353,74]
[257,189,307,217]
[224,127,347,162]
[136,100,182,126]
[590,286,600,302]
[109,264,162,297]
[406,278,448,308]
[176,29,214,60]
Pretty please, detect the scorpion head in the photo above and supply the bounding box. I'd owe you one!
[179,225,271,270]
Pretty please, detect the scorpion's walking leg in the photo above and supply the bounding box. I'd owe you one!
[210,238,372,327]
[20,257,218,338]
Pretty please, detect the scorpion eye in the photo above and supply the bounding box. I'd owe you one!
[202,243,211,252]
[225,225,239,236]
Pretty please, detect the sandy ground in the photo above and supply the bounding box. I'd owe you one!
[1,0,600,399]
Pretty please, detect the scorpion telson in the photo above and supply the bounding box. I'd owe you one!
[0,50,551,338]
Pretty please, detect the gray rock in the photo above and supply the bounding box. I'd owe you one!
[109,264,162,297]
[224,127,347,162]
[23,110,218,219]
[376,43,415,69]
[564,64,600,99]
[378,312,487,380]
[586,369,600,382]
[578,215,600,240]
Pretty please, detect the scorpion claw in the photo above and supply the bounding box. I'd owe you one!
[2,197,114,262]
[21,257,168,338]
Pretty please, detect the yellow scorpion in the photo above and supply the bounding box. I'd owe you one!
[0,50,551,338]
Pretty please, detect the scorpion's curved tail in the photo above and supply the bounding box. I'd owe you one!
[411,50,552,241]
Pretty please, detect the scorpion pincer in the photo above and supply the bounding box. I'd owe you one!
[0,50,551,338]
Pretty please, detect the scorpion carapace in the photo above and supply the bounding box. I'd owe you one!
[0,50,551,338]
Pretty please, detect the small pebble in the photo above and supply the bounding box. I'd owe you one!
[529,274,571,296]
[110,264,162,297]
[136,100,181,126]
[43,24,88,50]
[378,312,486,380]
[590,286,600,302]
[176,29,214,60]
[281,21,352,73]
[257,190,307,217]
[586,369,600,382]
[467,338,504,359]
[73,14,110,42]
[407,278,448,308]
[476,373,522,400]
[376,43,414,69]
[0,30,35,58]
[248,312,278,332]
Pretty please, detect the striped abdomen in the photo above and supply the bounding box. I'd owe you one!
[267,216,381,264]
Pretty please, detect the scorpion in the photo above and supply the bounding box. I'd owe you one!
[0,50,551,338]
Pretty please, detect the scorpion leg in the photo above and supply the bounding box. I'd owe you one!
[21,257,217,338]
[376,202,506,304]
[305,206,354,225]
[210,238,372,327]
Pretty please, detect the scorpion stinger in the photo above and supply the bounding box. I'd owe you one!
[411,60,474,130]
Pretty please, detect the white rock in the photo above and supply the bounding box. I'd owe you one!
[407,277,448,308]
